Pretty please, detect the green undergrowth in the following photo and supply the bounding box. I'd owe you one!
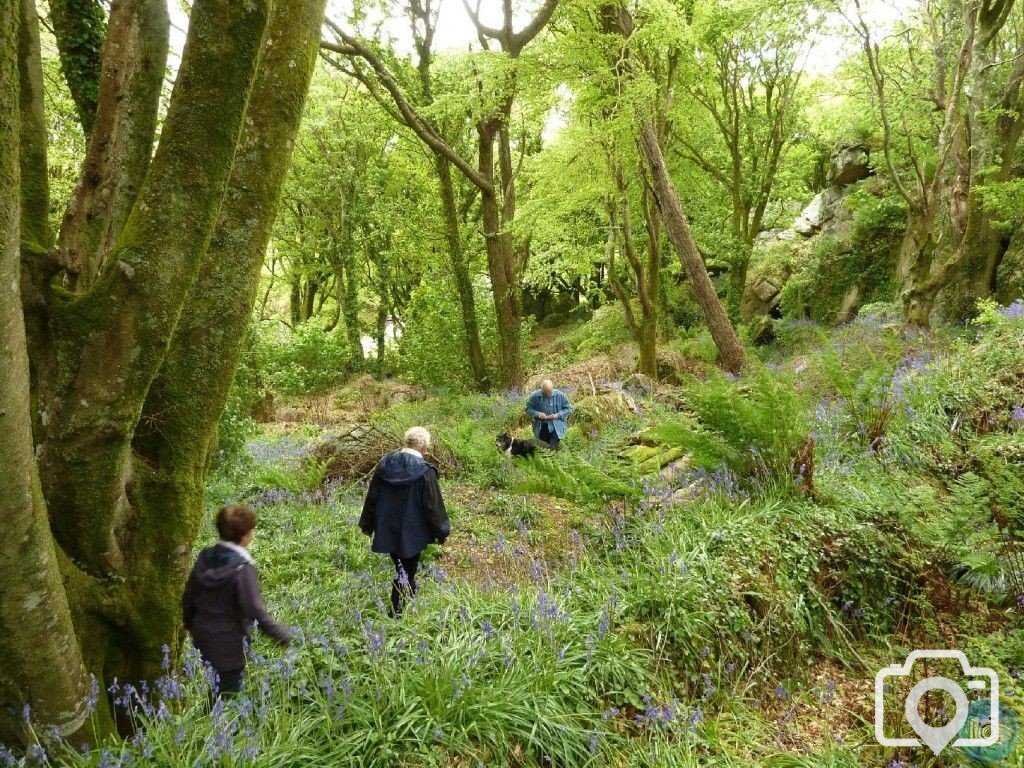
[12,307,1024,767]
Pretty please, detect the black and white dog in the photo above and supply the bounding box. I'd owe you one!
[495,432,552,458]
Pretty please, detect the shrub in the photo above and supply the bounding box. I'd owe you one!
[264,321,353,397]
[397,272,503,391]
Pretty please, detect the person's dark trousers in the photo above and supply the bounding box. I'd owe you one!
[539,423,561,450]
[390,554,420,616]
[207,667,245,708]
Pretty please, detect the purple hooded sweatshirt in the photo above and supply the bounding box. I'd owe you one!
[182,543,290,672]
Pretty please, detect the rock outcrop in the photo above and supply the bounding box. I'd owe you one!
[827,145,871,187]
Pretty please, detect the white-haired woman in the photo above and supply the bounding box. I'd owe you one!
[359,427,450,616]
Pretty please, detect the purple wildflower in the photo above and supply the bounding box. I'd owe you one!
[998,299,1024,320]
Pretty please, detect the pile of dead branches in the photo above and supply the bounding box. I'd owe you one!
[311,423,461,484]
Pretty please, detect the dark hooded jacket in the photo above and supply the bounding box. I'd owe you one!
[359,450,450,558]
[182,544,290,672]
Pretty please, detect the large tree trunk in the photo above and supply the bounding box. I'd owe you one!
[5,0,327,741]
[437,156,490,390]
[638,122,745,373]
[127,0,327,687]
[35,0,270,577]
[1,0,92,745]
[947,28,1024,317]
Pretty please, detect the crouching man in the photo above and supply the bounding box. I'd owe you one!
[525,379,573,450]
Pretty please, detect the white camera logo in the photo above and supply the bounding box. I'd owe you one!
[875,650,999,755]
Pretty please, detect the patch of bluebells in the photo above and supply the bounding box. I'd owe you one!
[998,299,1024,320]
[634,695,680,727]
[888,352,934,417]
[1012,405,1024,426]
[245,436,312,465]
[247,481,348,510]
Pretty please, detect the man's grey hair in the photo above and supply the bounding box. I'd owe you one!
[404,426,431,451]
[541,379,554,390]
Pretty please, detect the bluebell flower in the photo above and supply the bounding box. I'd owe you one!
[998,299,1024,319]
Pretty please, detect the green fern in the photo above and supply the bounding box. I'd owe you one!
[513,450,638,504]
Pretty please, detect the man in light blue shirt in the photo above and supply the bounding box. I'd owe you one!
[525,379,573,450]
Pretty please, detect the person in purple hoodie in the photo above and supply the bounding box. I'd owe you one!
[360,427,450,616]
[182,505,291,696]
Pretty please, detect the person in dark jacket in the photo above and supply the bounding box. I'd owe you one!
[360,426,450,616]
[182,505,291,696]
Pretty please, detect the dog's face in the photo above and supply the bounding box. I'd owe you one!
[495,433,513,453]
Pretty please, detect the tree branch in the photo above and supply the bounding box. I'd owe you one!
[321,24,493,192]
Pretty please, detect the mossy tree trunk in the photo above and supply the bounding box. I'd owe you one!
[58,0,169,289]
[3,0,327,744]
[852,0,978,327]
[1,0,92,745]
[946,3,1024,317]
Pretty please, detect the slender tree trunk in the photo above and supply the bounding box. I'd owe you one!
[607,181,660,378]
[371,231,394,376]
[639,182,661,377]
[290,272,302,326]
[728,243,753,320]
[638,122,745,373]
[302,277,319,322]
[478,119,523,388]
[341,243,363,366]
[437,156,489,390]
